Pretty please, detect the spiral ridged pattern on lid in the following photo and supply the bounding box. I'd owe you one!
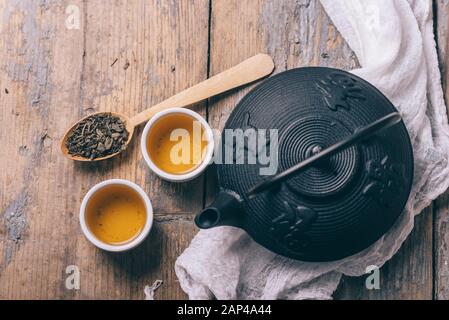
[279,116,359,197]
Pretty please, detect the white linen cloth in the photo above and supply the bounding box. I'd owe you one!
[174,0,449,299]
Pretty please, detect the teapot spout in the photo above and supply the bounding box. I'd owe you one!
[195,190,243,229]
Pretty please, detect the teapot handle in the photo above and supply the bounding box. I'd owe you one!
[247,112,403,198]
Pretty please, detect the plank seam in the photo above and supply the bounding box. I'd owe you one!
[202,0,213,210]
[78,0,88,117]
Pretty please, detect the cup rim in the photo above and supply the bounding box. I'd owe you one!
[79,179,153,252]
[140,108,214,182]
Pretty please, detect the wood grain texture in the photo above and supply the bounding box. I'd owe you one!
[433,0,449,301]
[0,0,208,299]
[0,0,86,299]
[130,53,274,126]
[0,0,444,300]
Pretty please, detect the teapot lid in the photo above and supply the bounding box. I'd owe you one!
[217,67,414,261]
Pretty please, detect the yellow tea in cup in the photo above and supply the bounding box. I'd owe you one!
[146,113,208,175]
[85,184,146,245]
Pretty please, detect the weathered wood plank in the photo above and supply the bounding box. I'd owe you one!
[0,0,86,299]
[0,0,209,299]
[433,0,449,301]
[208,0,433,300]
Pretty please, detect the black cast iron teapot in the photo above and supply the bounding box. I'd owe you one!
[195,67,414,262]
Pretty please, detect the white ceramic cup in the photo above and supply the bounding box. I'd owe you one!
[79,179,153,252]
[141,108,214,182]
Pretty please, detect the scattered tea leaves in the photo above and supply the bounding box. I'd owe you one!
[65,113,129,160]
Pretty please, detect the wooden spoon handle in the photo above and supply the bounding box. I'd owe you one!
[130,53,274,126]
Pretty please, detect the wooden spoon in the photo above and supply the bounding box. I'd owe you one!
[61,53,274,162]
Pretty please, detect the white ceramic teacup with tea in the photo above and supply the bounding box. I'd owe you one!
[141,108,215,182]
[79,179,153,252]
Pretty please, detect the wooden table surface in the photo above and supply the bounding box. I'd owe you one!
[0,0,448,300]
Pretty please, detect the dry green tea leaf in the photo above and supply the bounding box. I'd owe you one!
[66,113,129,160]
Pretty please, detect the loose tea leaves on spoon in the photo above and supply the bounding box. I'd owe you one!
[65,113,129,160]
